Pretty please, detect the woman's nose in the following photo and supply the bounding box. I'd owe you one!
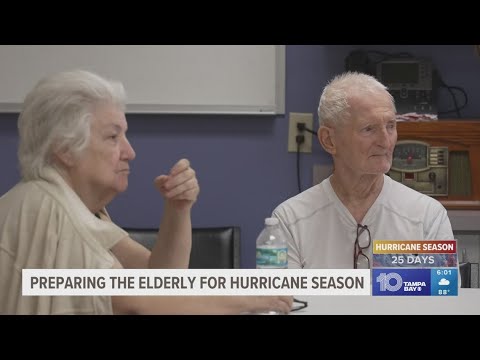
[122,137,136,160]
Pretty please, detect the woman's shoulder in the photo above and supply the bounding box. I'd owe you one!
[0,179,58,211]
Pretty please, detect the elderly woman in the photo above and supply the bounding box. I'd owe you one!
[0,70,292,315]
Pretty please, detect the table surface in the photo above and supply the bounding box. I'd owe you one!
[292,288,480,315]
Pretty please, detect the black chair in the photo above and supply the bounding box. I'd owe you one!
[459,262,471,288]
[124,227,241,269]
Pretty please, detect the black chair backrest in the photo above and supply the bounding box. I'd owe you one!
[459,262,471,288]
[124,227,241,269]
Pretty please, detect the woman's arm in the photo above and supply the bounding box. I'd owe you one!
[149,158,199,268]
[111,159,200,269]
[112,294,293,315]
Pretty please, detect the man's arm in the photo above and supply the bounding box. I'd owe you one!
[426,206,454,240]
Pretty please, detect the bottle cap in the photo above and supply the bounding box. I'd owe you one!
[265,217,279,226]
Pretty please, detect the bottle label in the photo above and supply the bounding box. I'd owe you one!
[256,247,288,268]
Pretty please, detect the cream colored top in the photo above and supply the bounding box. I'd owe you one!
[0,167,128,314]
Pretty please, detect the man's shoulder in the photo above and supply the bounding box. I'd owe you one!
[383,175,447,213]
[273,183,332,222]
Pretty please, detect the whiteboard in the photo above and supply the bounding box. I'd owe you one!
[0,45,285,115]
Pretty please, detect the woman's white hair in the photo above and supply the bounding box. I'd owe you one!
[317,71,395,127]
[17,69,126,181]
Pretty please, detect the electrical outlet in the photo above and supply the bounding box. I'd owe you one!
[288,112,314,153]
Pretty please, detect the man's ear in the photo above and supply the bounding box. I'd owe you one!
[318,126,336,155]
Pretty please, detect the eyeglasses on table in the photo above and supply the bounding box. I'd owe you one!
[291,297,308,312]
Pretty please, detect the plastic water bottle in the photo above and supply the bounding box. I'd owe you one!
[255,217,288,315]
[256,217,288,269]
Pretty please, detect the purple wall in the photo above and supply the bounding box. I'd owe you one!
[1,45,479,268]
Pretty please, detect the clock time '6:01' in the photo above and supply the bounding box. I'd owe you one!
[436,269,452,276]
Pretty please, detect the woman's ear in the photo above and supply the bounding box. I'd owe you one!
[52,145,75,168]
[318,126,336,155]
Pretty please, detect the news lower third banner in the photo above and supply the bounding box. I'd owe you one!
[21,241,459,297]
[22,269,370,296]
[372,240,458,296]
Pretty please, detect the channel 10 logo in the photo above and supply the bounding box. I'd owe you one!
[372,269,430,296]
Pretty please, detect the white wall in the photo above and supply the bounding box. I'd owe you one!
[0,45,285,114]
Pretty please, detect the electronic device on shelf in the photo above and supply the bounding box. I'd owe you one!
[389,140,448,196]
[377,58,436,115]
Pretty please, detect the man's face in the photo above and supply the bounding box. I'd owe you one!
[333,92,397,176]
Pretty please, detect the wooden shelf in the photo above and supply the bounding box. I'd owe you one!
[397,120,480,210]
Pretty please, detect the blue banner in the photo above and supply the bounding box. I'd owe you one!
[372,268,458,296]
